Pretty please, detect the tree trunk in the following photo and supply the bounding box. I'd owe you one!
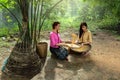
[2,21,42,79]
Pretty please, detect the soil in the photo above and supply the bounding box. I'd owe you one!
[0,29,120,80]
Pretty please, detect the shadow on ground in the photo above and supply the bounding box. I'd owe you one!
[1,30,120,80]
[31,53,120,80]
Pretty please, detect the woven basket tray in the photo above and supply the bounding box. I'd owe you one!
[70,44,92,53]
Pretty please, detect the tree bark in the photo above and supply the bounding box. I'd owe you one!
[2,20,42,79]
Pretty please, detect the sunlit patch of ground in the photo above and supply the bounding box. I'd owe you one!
[32,30,120,80]
[0,29,120,80]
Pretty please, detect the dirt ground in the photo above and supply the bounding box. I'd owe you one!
[0,29,120,80]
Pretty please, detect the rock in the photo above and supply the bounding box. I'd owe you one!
[116,39,120,41]
[7,39,15,42]
[13,33,19,38]
[93,33,97,36]
[10,35,14,39]
[1,37,6,41]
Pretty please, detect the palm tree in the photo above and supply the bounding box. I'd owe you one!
[0,0,63,79]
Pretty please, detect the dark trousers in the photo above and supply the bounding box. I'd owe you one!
[50,47,68,60]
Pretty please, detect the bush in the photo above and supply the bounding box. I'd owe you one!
[0,26,19,37]
[0,27,9,37]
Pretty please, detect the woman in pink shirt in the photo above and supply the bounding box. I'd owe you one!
[50,22,68,60]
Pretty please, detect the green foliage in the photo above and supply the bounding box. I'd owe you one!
[0,27,9,37]
[0,26,18,37]
[0,0,120,38]
[0,0,16,9]
[78,0,120,33]
[0,41,10,48]
[0,0,63,47]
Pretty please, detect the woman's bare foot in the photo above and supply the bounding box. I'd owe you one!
[82,52,90,56]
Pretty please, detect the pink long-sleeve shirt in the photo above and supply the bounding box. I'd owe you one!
[50,32,62,48]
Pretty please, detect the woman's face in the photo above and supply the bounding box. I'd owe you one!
[82,25,87,32]
[56,24,60,30]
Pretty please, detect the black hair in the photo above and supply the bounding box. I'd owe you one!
[52,22,60,29]
[79,22,88,38]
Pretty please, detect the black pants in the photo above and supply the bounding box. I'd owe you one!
[50,47,68,60]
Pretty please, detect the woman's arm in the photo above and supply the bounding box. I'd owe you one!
[56,43,66,46]
[82,42,91,45]
[62,41,72,43]
[88,31,92,43]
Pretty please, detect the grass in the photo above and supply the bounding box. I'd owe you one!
[0,18,120,47]
[103,30,120,41]
[0,27,9,37]
[116,36,120,41]
[0,40,11,48]
[47,51,51,57]
[0,38,15,48]
[0,18,100,38]
[0,26,19,37]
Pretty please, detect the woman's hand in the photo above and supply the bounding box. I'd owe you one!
[81,43,84,46]
[81,42,91,45]
[56,43,66,46]
[63,41,72,43]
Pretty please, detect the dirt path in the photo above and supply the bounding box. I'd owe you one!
[32,30,120,80]
[0,30,120,80]
[90,30,120,73]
